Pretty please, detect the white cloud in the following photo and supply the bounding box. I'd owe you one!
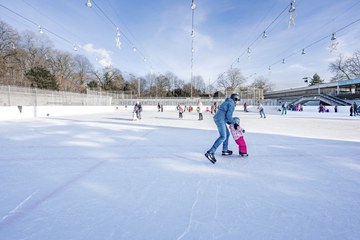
[82,43,112,68]
[289,63,311,71]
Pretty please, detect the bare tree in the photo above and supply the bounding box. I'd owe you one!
[192,75,206,96]
[346,50,360,79]
[249,76,275,93]
[329,54,352,81]
[0,20,20,85]
[46,50,75,91]
[72,54,94,86]
[144,73,157,97]
[19,31,53,70]
[217,68,246,94]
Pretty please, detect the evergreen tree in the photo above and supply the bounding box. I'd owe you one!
[25,66,59,90]
[309,73,324,86]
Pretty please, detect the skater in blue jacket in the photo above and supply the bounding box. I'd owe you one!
[205,93,240,164]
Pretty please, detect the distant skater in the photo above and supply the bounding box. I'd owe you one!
[178,105,184,118]
[258,102,266,118]
[133,101,142,120]
[197,100,203,120]
[281,102,287,115]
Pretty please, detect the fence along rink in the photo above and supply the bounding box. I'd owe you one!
[1,85,277,107]
[0,85,113,106]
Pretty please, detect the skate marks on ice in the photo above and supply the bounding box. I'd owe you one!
[0,191,37,224]
[172,153,251,177]
[0,160,108,229]
[176,181,201,240]
[176,179,231,240]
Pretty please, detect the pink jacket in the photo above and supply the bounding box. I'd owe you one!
[229,124,244,141]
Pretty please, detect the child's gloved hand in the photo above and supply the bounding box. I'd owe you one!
[234,123,239,130]
[242,129,245,133]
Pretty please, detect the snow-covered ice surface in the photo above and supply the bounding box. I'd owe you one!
[0,108,360,240]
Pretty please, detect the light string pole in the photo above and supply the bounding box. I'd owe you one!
[190,0,196,98]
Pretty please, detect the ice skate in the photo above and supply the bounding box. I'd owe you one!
[239,153,248,157]
[221,150,233,156]
[205,152,216,164]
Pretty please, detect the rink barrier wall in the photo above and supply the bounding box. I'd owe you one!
[0,105,353,121]
[0,106,116,121]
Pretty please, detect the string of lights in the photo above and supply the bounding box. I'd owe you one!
[268,17,360,70]
[0,1,155,74]
[22,0,83,44]
[269,0,358,65]
[85,0,154,72]
[230,1,292,69]
[0,3,75,47]
[103,0,151,68]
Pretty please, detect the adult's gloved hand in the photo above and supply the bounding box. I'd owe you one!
[234,123,239,130]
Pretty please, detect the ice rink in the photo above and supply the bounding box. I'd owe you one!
[1,107,360,240]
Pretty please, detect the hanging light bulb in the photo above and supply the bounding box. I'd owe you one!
[289,0,295,12]
[268,66,271,71]
[191,0,196,10]
[132,47,137,52]
[11,42,16,49]
[288,0,296,29]
[38,25,43,34]
[191,29,195,37]
[262,31,267,38]
[116,27,121,48]
[302,48,306,55]
[331,33,336,41]
[86,0,92,8]
[247,47,251,60]
[282,59,285,64]
[73,44,78,51]
[329,33,339,52]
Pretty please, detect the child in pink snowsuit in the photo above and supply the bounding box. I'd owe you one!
[229,117,248,157]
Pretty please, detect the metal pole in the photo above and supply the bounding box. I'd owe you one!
[138,78,140,98]
[190,0,196,98]
[7,85,11,106]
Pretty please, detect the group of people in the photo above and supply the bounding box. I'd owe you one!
[132,96,254,165]
[350,102,358,116]
[177,101,207,120]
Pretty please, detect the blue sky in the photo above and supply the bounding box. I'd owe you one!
[1,0,360,90]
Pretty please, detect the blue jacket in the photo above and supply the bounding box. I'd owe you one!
[213,98,236,124]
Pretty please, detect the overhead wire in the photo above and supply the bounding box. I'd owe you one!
[0,1,155,74]
[269,16,360,68]
[270,0,358,65]
[229,2,291,69]
[91,0,154,72]
[0,3,74,47]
